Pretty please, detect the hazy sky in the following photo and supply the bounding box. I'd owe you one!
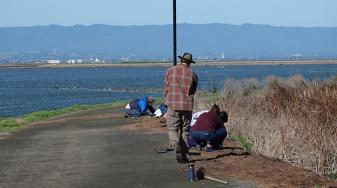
[1,0,337,27]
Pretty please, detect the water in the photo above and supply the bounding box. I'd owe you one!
[1,64,337,117]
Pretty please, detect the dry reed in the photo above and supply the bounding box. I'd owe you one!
[194,75,337,175]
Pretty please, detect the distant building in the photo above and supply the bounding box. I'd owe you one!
[45,60,60,64]
[121,57,129,62]
[291,54,302,60]
[94,58,103,63]
[67,60,76,64]
[66,59,84,63]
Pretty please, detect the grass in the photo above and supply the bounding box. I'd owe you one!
[0,97,165,133]
[0,101,128,132]
[229,135,253,152]
[0,119,21,132]
[195,75,337,176]
[330,173,337,180]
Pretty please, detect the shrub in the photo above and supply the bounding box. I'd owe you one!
[195,75,337,175]
[229,135,253,152]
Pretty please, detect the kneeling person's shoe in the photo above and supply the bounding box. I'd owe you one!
[205,146,217,152]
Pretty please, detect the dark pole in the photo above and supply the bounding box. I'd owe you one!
[173,0,177,66]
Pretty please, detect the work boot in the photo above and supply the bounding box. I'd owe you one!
[176,153,189,164]
[176,143,189,164]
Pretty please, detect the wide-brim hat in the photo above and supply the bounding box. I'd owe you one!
[178,53,195,64]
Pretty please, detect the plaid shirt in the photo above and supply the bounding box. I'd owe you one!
[164,63,198,111]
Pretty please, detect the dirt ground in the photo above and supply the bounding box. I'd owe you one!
[120,116,337,188]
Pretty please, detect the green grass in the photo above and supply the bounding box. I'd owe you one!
[330,173,337,180]
[229,134,253,152]
[0,101,128,132]
[0,97,166,133]
[154,97,165,105]
[0,119,21,132]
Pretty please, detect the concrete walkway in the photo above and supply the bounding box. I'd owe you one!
[0,108,254,188]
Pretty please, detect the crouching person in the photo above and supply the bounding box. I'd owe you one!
[125,96,155,118]
[190,104,228,152]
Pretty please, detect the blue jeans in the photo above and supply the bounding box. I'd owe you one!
[190,128,227,147]
[125,109,141,117]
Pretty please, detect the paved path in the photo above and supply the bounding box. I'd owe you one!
[0,108,254,188]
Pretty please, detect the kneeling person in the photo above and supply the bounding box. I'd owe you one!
[190,104,228,152]
[125,96,155,118]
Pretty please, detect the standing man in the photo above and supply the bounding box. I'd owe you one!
[164,52,198,163]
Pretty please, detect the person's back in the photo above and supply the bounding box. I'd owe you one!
[190,104,228,152]
[192,111,223,132]
[129,99,141,111]
[137,96,149,113]
[190,110,208,127]
[164,63,197,111]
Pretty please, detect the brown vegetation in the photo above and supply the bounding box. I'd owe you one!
[194,75,337,176]
[118,113,337,187]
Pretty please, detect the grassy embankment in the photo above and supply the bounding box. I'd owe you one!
[0,101,128,132]
[0,96,165,133]
[194,75,337,178]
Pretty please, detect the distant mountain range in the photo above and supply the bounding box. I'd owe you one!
[0,23,337,62]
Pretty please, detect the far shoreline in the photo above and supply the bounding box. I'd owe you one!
[1,60,337,69]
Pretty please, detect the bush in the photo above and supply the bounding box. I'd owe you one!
[229,135,253,152]
[195,75,337,176]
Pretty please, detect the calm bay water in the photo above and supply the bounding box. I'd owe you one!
[1,64,337,117]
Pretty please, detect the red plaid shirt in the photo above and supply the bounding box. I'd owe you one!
[164,64,198,111]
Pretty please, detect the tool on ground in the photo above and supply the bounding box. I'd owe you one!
[188,151,201,155]
[188,163,196,181]
[156,148,173,154]
[196,167,228,184]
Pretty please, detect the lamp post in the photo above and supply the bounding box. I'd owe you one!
[173,0,177,66]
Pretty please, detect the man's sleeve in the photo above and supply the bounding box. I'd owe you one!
[164,70,169,97]
[190,72,198,95]
[148,105,155,114]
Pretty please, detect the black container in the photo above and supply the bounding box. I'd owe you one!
[188,163,196,181]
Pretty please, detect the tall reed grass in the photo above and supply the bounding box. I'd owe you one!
[195,75,337,176]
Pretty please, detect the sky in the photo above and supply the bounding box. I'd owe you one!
[1,0,337,27]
